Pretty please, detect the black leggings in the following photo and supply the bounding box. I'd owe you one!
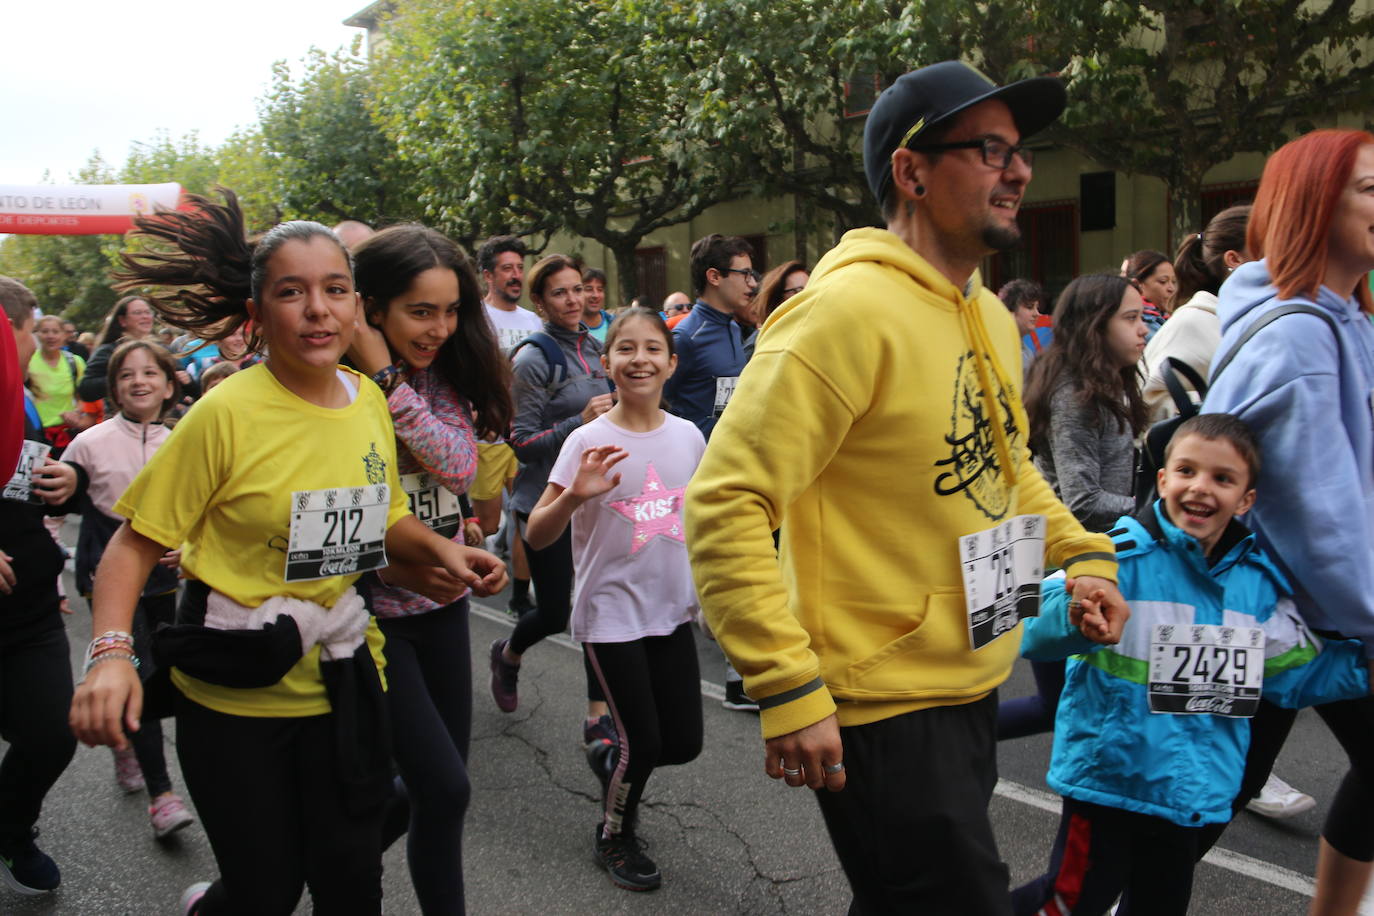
[510,517,604,703]
[377,600,472,916]
[585,624,703,837]
[0,610,76,851]
[174,693,386,915]
[127,591,176,798]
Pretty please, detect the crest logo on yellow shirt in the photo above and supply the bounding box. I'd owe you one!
[363,442,387,484]
[933,351,1022,520]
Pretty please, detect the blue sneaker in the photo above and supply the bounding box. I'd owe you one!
[0,840,60,894]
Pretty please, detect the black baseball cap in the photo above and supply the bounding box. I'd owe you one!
[863,60,1067,205]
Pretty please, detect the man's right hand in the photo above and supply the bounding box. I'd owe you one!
[764,713,847,792]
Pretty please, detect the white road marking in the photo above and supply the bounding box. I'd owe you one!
[470,599,1324,900]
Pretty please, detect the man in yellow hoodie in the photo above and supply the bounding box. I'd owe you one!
[685,61,1131,914]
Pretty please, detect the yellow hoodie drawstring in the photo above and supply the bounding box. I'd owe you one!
[957,291,1022,490]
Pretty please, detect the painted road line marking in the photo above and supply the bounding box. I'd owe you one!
[993,779,1316,897]
[471,598,1319,898]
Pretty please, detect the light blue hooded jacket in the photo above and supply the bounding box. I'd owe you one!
[1023,504,1369,827]
[1201,260,1374,656]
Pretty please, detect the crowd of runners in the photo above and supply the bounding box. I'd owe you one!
[0,59,1372,915]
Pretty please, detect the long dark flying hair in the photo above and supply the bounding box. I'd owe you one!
[1173,205,1251,304]
[1024,274,1148,444]
[112,188,351,353]
[352,225,512,439]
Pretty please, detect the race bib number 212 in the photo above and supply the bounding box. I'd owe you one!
[285,486,390,582]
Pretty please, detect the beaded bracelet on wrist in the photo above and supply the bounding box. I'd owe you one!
[82,651,139,675]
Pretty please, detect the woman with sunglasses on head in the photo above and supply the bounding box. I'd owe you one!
[741,260,808,360]
[78,295,170,406]
[1202,130,1374,915]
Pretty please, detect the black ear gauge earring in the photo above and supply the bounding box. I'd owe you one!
[915,184,926,198]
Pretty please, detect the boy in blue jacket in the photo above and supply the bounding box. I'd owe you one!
[1013,414,1370,916]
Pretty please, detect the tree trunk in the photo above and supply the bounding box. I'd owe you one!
[1167,174,1204,261]
[611,242,640,307]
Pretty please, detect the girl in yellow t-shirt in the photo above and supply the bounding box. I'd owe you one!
[68,190,508,916]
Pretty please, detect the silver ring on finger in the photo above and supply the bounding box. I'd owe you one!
[782,766,802,777]
[823,762,845,775]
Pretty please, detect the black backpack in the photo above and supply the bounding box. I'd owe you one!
[1132,304,1339,512]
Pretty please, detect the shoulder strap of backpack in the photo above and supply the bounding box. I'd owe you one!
[512,332,568,394]
[1210,304,1340,385]
[1160,356,1207,419]
[63,351,78,387]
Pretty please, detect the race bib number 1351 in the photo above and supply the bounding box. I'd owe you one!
[285,486,390,582]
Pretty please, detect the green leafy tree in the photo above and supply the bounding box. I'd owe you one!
[1029,0,1374,247]
[668,0,911,246]
[259,42,416,225]
[216,127,285,234]
[120,129,221,195]
[374,0,740,300]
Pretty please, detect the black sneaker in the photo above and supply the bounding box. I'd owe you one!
[722,679,759,712]
[594,825,661,891]
[0,840,60,894]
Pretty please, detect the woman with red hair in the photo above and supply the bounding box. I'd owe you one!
[1203,129,1374,914]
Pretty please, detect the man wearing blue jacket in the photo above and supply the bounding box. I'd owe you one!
[666,233,759,711]
[666,234,757,441]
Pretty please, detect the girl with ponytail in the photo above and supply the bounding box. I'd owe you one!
[1141,205,1252,421]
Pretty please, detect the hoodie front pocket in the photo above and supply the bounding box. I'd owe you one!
[842,588,990,695]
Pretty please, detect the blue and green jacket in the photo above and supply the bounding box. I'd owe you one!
[1023,501,1369,827]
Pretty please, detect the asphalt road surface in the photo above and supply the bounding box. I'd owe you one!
[5,573,1372,914]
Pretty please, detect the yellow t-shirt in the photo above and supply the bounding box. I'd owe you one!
[114,364,411,717]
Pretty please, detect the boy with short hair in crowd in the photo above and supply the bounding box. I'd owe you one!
[1013,413,1370,916]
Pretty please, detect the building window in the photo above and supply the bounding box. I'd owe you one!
[986,200,1079,306]
[634,246,667,309]
[742,234,769,274]
[1200,180,1259,226]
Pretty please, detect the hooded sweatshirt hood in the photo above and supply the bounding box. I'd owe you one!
[799,228,1023,490]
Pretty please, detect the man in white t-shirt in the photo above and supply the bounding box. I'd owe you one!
[474,235,542,617]
[478,235,543,354]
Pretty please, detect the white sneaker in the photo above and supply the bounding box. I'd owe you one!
[1245,772,1316,819]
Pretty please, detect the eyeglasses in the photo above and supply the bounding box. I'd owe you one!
[782,285,807,298]
[906,137,1033,170]
[722,267,761,284]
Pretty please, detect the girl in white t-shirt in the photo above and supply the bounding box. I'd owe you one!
[526,307,705,893]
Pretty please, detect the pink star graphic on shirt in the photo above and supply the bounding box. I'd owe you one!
[607,461,685,554]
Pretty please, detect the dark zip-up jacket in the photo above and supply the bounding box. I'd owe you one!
[665,301,747,440]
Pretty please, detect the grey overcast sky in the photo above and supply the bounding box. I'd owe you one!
[4,1,366,185]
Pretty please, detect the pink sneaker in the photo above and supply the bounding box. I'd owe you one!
[112,746,144,793]
[149,793,194,839]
